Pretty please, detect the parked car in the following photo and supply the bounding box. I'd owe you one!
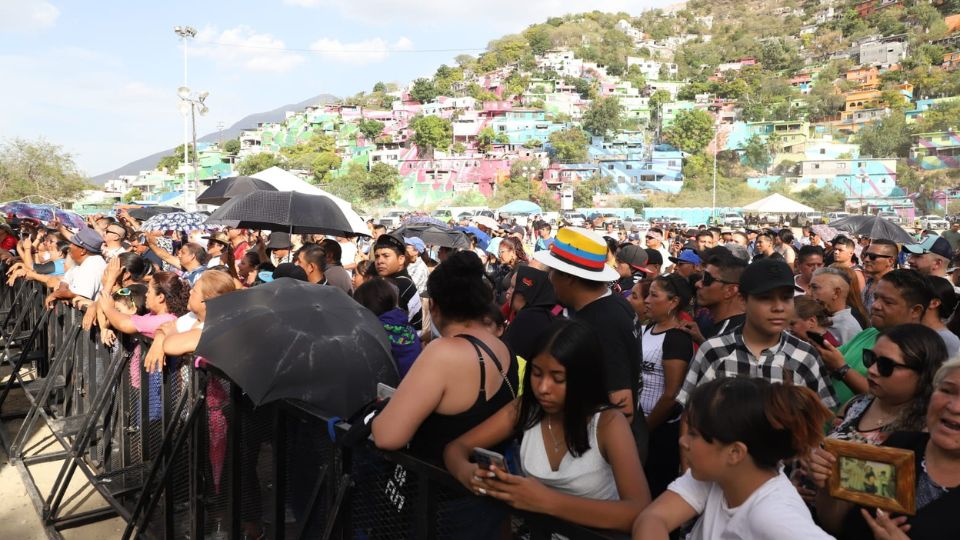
[918,215,950,230]
[804,212,824,224]
[379,210,407,229]
[668,216,688,230]
[720,212,744,228]
[622,217,650,231]
[562,212,586,227]
[826,212,851,222]
[876,210,902,224]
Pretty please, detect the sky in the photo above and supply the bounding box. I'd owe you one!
[0,0,672,177]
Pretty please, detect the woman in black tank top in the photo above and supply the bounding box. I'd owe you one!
[372,252,518,464]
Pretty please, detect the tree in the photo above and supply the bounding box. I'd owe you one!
[156,143,197,174]
[222,139,241,155]
[364,163,400,203]
[372,81,386,93]
[857,112,913,158]
[573,174,613,207]
[236,153,283,176]
[548,127,589,163]
[410,78,438,103]
[358,119,385,141]
[477,127,496,153]
[0,138,91,203]
[741,134,772,172]
[122,187,142,203]
[309,152,341,183]
[917,100,960,133]
[324,162,364,204]
[409,115,453,157]
[664,109,715,154]
[524,25,553,56]
[582,96,623,136]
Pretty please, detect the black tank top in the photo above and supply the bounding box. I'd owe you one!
[409,334,518,464]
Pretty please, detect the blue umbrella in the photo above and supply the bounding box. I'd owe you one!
[140,212,213,233]
[456,226,490,250]
[1,202,85,229]
[498,200,542,215]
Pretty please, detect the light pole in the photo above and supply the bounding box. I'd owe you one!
[178,86,209,211]
[174,26,197,206]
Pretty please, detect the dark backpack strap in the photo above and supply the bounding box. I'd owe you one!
[455,333,487,399]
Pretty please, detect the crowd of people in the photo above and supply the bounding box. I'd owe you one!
[3,207,960,540]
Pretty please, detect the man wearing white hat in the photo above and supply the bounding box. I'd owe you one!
[534,226,648,460]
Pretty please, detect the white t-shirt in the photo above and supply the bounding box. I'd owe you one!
[339,240,357,267]
[668,470,834,540]
[175,312,201,333]
[63,255,107,300]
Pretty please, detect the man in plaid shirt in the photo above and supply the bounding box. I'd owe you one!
[677,258,839,409]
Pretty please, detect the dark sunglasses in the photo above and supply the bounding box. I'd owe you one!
[863,252,894,261]
[862,349,919,377]
[699,271,737,286]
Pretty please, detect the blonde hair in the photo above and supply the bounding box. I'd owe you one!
[195,270,236,300]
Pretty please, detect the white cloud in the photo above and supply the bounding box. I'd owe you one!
[284,0,669,29]
[0,0,60,32]
[308,36,413,64]
[191,25,305,73]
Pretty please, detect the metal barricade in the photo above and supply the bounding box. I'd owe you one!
[1,277,629,540]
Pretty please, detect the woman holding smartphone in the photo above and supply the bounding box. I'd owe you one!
[444,320,651,533]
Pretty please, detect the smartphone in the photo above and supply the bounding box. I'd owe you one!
[806,331,827,348]
[471,447,506,471]
[376,382,396,401]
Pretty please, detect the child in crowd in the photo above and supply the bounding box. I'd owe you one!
[354,277,422,379]
[632,378,834,539]
[100,284,148,347]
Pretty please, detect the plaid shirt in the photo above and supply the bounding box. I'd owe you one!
[676,327,839,409]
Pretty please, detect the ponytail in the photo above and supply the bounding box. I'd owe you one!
[764,383,832,461]
[687,378,831,469]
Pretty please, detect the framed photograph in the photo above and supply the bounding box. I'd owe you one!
[824,439,916,515]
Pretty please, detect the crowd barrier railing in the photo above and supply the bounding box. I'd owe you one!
[0,275,629,540]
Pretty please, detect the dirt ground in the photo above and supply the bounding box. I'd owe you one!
[0,366,126,539]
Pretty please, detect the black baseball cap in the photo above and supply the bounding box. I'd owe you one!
[644,248,663,266]
[739,258,796,295]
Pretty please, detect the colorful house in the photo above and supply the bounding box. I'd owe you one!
[910,131,960,170]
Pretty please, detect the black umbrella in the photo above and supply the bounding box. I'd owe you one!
[196,176,278,206]
[392,222,471,249]
[205,190,369,236]
[828,215,915,244]
[195,278,398,416]
[127,206,184,221]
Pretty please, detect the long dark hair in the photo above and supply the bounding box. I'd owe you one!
[117,252,150,283]
[516,320,613,457]
[499,236,529,265]
[686,378,831,469]
[880,324,948,431]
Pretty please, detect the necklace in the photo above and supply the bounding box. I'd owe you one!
[546,416,562,453]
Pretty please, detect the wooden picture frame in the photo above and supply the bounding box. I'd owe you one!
[824,439,916,515]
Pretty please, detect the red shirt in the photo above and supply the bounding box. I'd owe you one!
[232,241,249,262]
[1,235,17,251]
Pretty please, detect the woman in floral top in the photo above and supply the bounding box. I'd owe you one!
[825,324,947,445]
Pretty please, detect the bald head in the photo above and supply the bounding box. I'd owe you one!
[809,267,850,314]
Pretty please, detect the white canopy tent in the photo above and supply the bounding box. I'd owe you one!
[251,166,369,236]
[742,193,816,214]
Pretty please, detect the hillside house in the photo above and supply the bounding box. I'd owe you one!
[944,52,960,71]
[626,57,678,80]
[859,39,907,67]
[798,157,898,198]
[910,131,960,170]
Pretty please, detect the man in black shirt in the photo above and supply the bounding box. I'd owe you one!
[533,226,649,460]
[373,234,422,330]
[682,252,748,345]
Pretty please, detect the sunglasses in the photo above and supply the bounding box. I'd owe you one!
[699,271,737,286]
[863,252,894,261]
[862,349,919,377]
[114,288,132,297]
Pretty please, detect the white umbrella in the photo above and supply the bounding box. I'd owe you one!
[473,215,500,230]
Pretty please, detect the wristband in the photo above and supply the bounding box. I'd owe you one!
[833,364,851,379]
